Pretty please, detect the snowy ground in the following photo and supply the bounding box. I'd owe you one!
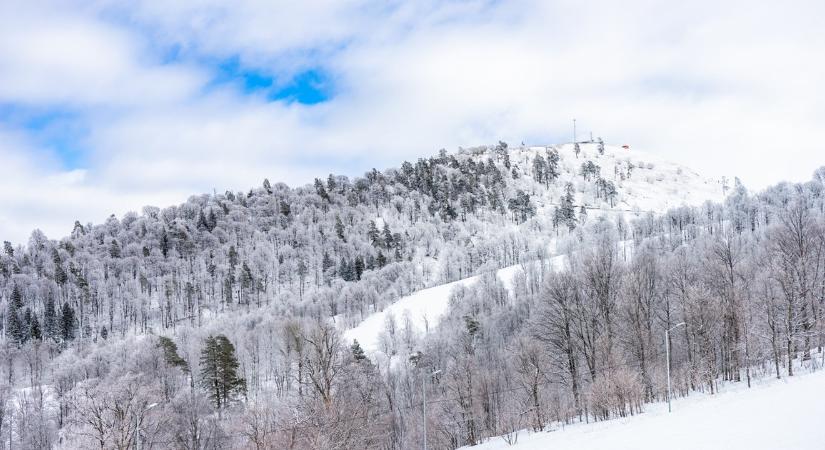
[469,368,825,450]
[344,254,567,354]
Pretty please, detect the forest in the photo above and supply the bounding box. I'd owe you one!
[1,142,823,449]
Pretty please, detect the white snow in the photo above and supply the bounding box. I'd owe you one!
[469,368,825,450]
[344,254,567,354]
[523,143,727,214]
[345,142,726,357]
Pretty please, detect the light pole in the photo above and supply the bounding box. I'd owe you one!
[666,322,685,413]
[135,402,158,450]
[423,369,441,450]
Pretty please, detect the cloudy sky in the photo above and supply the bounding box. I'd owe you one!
[1,0,824,244]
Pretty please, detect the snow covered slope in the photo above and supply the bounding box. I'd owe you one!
[514,142,727,213]
[345,142,726,356]
[468,368,825,450]
[345,254,567,354]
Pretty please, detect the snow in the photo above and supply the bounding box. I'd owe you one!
[345,142,726,356]
[469,368,825,450]
[344,254,567,354]
[524,142,727,213]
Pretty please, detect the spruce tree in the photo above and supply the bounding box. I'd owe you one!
[60,302,77,342]
[354,255,365,280]
[30,314,41,341]
[159,336,189,372]
[335,215,346,241]
[44,295,57,339]
[351,339,366,362]
[7,285,25,344]
[200,335,246,409]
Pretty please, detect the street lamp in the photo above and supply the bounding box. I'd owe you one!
[423,369,441,450]
[665,322,685,413]
[135,402,158,450]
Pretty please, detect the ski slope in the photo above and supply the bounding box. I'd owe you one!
[469,368,825,450]
[344,255,567,354]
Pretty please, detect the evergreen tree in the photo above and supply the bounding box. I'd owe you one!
[109,239,121,258]
[339,257,354,281]
[382,223,394,249]
[200,335,246,409]
[44,295,58,340]
[60,302,77,342]
[335,215,346,241]
[321,251,335,274]
[7,285,25,344]
[160,231,169,258]
[30,314,41,341]
[351,339,366,362]
[314,178,330,201]
[53,248,68,286]
[280,200,291,216]
[367,221,380,247]
[546,149,560,182]
[159,336,189,371]
[354,255,365,280]
[327,174,337,193]
[263,178,272,193]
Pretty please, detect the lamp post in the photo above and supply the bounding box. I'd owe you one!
[666,322,685,413]
[135,402,158,450]
[423,369,441,450]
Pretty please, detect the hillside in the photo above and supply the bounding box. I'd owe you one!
[3,140,823,450]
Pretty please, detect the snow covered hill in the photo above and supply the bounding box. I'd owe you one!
[510,142,727,214]
[344,141,725,358]
[467,368,825,450]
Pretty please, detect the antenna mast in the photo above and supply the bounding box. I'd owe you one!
[573,118,576,144]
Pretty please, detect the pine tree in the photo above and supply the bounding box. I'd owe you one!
[314,178,330,201]
[326,174,337,193]
[160,231,169,258]
[109,239,121,258]
[280,200,291,216]
[354,255,365,280]
[351,339,366,362]
[382,223,393,249]
[7,285,25,344]
[30,314,41,341]
[335,216,346,241]
[159,336,189,371]
[60,302,77,342]
[367,221,380,247]
[44,295,58,339]
[339,257,355,281]
[322,251,335,274]
[200,335,246,409]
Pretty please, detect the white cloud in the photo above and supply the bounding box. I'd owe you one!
[1,0,824,244]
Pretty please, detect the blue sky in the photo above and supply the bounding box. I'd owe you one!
[1,0,825,244]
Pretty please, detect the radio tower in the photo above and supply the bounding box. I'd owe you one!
[573,118,576,144]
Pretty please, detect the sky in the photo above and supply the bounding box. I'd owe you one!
[1,0,824,245]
